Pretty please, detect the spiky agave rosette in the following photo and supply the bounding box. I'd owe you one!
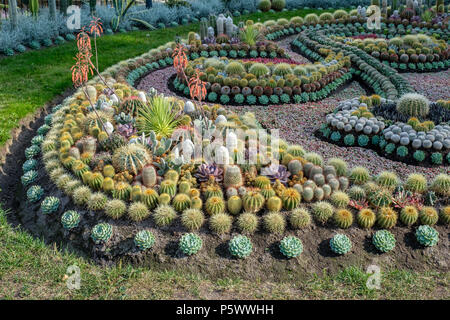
[179,233,203,255]
[415,225,439,247]
[279,236,303,258]
[330,234,352,255]
[134,230,155,250]
[91,223,113,244]
[229,235,253,259]
[61,210,81,230]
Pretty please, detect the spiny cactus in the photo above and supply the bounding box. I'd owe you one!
[400,206,419,226]
[289,207,311,229]
[229,235,253,259]
[112,181,132,201]
[330,191,350,208]
[172,193,191,212]
[91,223,113,244]
[419,207,439,225]
[237,212,259,234]
[328,158,348,177]
[61,210,81,230]
[368,188,392,208]
[112,144,151,176]
[334,209,353,228]
[159,193,171,205]
[357,208,376,229]
[41,196,60,214]
[279,236,303,258]
[134,230,155,251]
[205,196,226,215]
[396,93,430,118]
[227,196,243,215]
[260,185,276,199]
[372,230,396,253]
[209,213,232,235]
[440,206,450,225]
[312,201,334,224]
[223,165,243,189]
[27,185,44,203]
[281,188,301,210]
[88,192,108,211]
[430,174,450,196]
[404,173,428,193]
[128,202,151,222]
[179,233,203,256]
[349,166,370,185]
[142,165,157,187]
[153,205,177,226]
[73,186,92,205]
[263,212,286,234]
[141,188,159,209]
[254,175,271,189]
[376,171,399,190]
[377,207,398,229]
[105,199,127,219]
[348,186,366,201]
[242,191,265,213]
[330,234,352,255]
[415,225,439,247]
[181,208,205,231]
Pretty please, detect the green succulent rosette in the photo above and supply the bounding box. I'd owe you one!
[372,230,396,253]
[179,233,203,256]
[61,210,81,230]
[91,223,113,244]
[415,225,439,247]
[134,230,155,251]
[229,235,253,259]
[279,236,303,258]
[330,234,352,255]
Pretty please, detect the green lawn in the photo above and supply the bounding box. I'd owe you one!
[0,7,448,300]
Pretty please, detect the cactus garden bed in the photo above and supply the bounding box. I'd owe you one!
[1,7,450,281]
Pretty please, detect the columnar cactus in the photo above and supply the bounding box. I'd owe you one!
[279,236,303,258]
[142,165,157,187]
[91,223,113,244]
[229,235,253,259]
[372,230,396,253]
[223,165,243,189]
[415,225,439,247]
[216,14,225,35]
[134,230,155,250]
[61,210,81,230]
[179,233,203,255]
[200,18,208,40]
[330,234,352,255]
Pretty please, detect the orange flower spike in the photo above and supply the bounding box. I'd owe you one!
[89,16,103,37]
[172,44,188,73]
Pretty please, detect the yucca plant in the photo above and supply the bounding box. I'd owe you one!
[240,25,261,46]
[137,95,181,138]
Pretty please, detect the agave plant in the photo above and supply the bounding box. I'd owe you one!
[137,95,181,138]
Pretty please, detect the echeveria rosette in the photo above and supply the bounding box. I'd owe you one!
[134,230,155,251]
[22,159,38,173]
[31,135,45,146]
[415,225,439,247]
[261,164,291,185]
[91,223,113,244]
[21,170,38,187]
[229,235,253,259]
[40,196,60,214]
[179,233,203,256]
[330,234,352,255]
[372,230,396,253]
[194,164,224,182]
[61,210,81,230]
[117,123,137,139]
[27,185,44,203]
[25,145,40,159]
[279,236,303,258]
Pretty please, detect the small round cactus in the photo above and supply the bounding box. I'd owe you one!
[229,235,253,259]
[334,209,353,228]
[91,223,113,244]
[181,208,205,231]
[399,206,418,226]
[372,230,396,253]
[396,93,430,118]
[61,210,81,230]
[430,174,450,197]
[27,185,44,203]
[289,207,311,229]
[357,208,376,229]
[205,196,226,215]
[349,166,370,185]
[237,212,259,234]
[242,191,265,213]
[153,205,177,226]
[105,199,127,219]
[330,234,352,255]
[419,207,439,226]
[415,225,439,247]
[376,171,399,190]
[377,207,398,229]
[440,206,450,225]
[172,193,191,212]
[330,191,350,208]
[263,212,286,234]
[179,233,203,255]
[312,201,334,224]
[40,196,60,214]
[134,230,155,251]
[404,173,427,194]
[279,236,303,258]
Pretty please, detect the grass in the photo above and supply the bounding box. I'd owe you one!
[0,7,448,300]
[0,207,448,300]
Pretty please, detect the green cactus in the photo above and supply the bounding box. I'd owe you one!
[181,209,205,231]
[142,165,157,187]
[112,181,132,201]
[376,171,399,190]
[348,186,366,201]
[415,225,439,247]
[400,206,419,226]
[229,235,253,259]
[330,191,350,208]
[377,207,398,229]
[279,236,303,258]
[312,201,334,224]
[419,207,439,225]
[172,193,191,212]
[372,230,396,253]
[112,144,151,176]
[430,174,450,197]
[404,173,427,193]
[41,196,60,214]
[153,205,177,226]
[334,209,353,228]
[396,93,430,118]
[281,188,301,210]
[134,230,155,251]
[205,196,226,215]
[330,234,352,255]
[368,188,392,208]
[227,195,243,215]
[91,223,113,244]
[61,210,81,230]
[349,166,370,185]
[357,208,376,229]
[159,179,177,198]
[223,165,243,189]
[179,233,203,256]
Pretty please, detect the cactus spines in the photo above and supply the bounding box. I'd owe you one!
[128,202,150,221]
[260,185,276,199]
[377,207,398,229]
[440,206,450,225]
[142,165,157,187]
[112,144,151,176]
[237,212,259,234]
[204,185,223,199]
[348,186,366,201]
[330,234,352,255]
[91,223,113,244]
[172,193,191,212]
[141,188,159,209]
[242,191,265,213]
[181,209,205,231]
[179,233,203,256]
[134,230,155,251]
[105,199,127,219]
[279,236,303,258]
[400,206,419,226]
[419,207,439,225]
[312,201,334,224]
[205,196,226,215]
[227,195,243,215]
[112,181,132,201]
[61,210,81,230]
[158,193,171,205]
[229,235,253,259]
[430,174,450,197]
[372,230,396,253]
[334,209,353,228]
[209,213,232,235]
[89,172,104,191]
[281,188,301,210]
[254,176,271,189]
[349,166,370,185]
[103,165,115,178]
[223,165,243,189]
[302,187,314,202]
[179,181,191,195]
[416,225,439,247]
[159,179,177,198]
[328,158,348,177]
[153,205,177,227]
[288,160,303,175]
[266,196,283,212]
[330,191,350,208]
[376,171,399,190]
[357,208,376,229]
[164,169,179,183]
[396,93,430,118]
[191,196,203,210]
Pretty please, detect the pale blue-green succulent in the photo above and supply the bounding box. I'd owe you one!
[134,230,155,251]
[330,234,352,255]
[91,223,113,244]
[229,235,253,259]
[415,225,439,247]
[179,233,203,256]
[61,210,81,230]
[372,230,396,253]
[279,236,303,258]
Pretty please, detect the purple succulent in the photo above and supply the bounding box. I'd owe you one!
[117,123,137,139]
[202,36,216,45]
[411,15,421,23]
[194,163,223,182]
[261,164,291,185]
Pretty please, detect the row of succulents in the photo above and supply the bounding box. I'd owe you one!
[330,33,450,72]
[171,51,353,105]
[319,93,450,165]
